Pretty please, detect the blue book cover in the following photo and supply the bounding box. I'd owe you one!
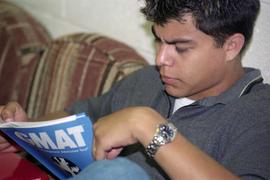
[0,113,94,179]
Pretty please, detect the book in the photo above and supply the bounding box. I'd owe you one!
[0,113,94,179]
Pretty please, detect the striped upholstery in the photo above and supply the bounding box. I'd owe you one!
[27,33,148,118]
[0,1,51,109]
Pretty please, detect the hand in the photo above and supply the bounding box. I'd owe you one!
[0,102,28,152]
[93,107,166,160]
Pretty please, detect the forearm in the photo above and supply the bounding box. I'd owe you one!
[154,134,239,180]
[133,108,239,180]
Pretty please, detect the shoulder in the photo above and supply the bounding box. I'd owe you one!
[239,83,270,108]
[223,83,270,128]
[212,83,270,129]
[114,65,163,91]
[124,65,161,81]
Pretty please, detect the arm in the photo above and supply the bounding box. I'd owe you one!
[93,107,239,180]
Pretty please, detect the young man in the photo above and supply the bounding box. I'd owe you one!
[1,0,270,179]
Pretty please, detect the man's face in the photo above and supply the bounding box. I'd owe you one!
[153,15,229,100]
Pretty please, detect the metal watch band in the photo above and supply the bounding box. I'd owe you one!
[145,122,177,158]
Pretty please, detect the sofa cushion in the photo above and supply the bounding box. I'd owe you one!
[0,1,51,109]
[27,33,148,118]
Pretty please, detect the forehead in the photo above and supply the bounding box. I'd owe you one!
[152,15,211,43]
[154,15,197,36]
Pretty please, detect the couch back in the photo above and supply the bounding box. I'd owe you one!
[27,33,148,118]
[0,1,149,118]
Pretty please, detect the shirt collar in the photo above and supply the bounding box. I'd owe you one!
[197,67,263,106]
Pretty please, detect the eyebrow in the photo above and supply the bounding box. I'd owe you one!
[151,25,194,45]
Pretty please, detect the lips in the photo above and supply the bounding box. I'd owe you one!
[161,75,178,85]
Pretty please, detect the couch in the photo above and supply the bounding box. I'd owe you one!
[0,1,149,119]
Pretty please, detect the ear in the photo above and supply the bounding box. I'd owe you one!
[223,33,245,61]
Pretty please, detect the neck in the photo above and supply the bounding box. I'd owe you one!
[226,58,245,87]
[188,59,245,100]
[216,59,245,95]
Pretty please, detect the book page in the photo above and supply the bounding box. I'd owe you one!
[0,114,80,128]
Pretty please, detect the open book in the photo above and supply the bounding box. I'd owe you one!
[0,113,94,179]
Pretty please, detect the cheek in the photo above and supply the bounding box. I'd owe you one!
[181,50,226,84]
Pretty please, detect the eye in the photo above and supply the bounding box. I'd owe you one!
[175,46,189,54]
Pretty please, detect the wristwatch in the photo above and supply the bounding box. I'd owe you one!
[145,122,177,158]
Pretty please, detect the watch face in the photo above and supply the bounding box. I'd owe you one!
[159,123,177,142]
[145,122,177,158]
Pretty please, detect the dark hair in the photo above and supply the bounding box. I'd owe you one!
[141,0,260,50]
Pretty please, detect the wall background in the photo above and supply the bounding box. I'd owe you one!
[9,0,270,83]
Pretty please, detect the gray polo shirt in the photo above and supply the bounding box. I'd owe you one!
[66,66,270,180]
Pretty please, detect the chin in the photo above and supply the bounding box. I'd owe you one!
[165,87,185,98]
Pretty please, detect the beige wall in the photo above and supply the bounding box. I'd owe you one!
[10,0,270,83]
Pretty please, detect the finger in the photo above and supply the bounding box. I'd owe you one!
[0,133,15,152]
[1,110,14,122]
[105,147,123,160]
[0,143,18,153]
[0,132,7,142]
[94,144,106,160]
[93,134,108,160]
[0,127,14,153]
[0,141,12,150]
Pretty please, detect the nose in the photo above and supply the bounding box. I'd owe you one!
[155,44,173,67]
